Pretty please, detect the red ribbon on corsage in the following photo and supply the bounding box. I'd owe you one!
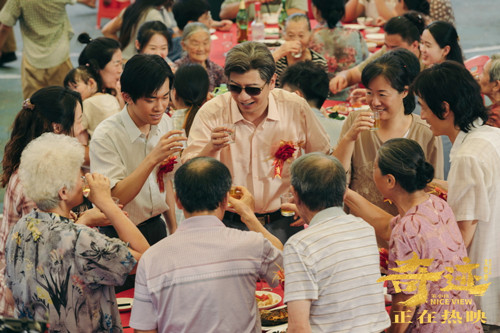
[156,155,178,192]
[272,141,296,179]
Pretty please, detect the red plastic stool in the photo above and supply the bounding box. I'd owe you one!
[96,0,130,29]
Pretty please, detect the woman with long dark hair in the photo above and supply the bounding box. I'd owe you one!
[0,86,85,317]
[171,63,209,136]
[78,33,125,109]
[420,20,464,67]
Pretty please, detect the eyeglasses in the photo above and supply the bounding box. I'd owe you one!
[228,83,267,96]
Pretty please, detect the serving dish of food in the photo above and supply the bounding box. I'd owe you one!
[261,305,288,330]
[256,291,282,310]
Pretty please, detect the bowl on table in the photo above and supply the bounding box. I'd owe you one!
[367,42,378,52]
[357,16,375,26]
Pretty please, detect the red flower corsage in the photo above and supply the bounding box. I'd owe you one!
[272,141,296,179]
[156,155,178,192]
[427,185,448,201]
[379,247,389,271]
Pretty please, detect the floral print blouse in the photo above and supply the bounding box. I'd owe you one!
[5,210,136,333]
[309,22,369,76]
[174,56,226,93]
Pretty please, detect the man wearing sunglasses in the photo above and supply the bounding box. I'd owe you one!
[183,41,331,243]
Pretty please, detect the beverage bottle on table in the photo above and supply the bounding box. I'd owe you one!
[251,2,265,41]
[278,0,287,38]
[236,0,248,43]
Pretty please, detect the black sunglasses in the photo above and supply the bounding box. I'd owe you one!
[228,83,267,96]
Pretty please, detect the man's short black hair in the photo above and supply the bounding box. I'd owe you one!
[120,54,174,102]
[280,61,329,109]
[174,157,232,213]
[172,0,210,31]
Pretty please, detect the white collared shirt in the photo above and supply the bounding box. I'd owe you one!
[448,119,500,325]
[90,107,173,224]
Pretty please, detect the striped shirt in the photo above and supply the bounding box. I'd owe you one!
[275,49,328,88]
[284,207,390,332]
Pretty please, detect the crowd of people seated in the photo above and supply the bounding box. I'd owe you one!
[1,0,499,332]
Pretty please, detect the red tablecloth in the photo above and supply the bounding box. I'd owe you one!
[209,21,383,68]
[116,288,134,332]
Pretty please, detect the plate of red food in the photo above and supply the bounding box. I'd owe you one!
[256,291,282,310]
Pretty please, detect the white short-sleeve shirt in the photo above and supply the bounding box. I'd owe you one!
[447,121,500,326]
[90,107,174,225]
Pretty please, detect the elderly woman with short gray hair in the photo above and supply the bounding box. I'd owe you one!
[174,22,225,92]
[4,133,149,332]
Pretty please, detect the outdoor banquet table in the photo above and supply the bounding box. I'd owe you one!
[208,20,384,68]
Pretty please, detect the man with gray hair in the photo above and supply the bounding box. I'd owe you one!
[183,41,331,243]
[478,54,500,128]
[284,153,390,332]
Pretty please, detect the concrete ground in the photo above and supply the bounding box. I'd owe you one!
[0,0,499,208]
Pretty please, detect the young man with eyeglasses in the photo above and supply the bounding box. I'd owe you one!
[90,54,185,253]
[183,41,330,243]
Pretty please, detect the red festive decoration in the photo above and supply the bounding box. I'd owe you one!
[273,263,285,291]
[272,141,296,178]
[156,155,178,192]
[428,185,448,201]
[379,248,389,271]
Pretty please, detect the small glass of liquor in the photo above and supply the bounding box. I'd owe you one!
[370,110,380,131]
[280,192,295,217]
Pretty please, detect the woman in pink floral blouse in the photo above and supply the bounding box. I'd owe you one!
[345,138,483,333]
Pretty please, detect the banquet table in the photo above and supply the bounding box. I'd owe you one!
[208,21,384,68]
[117,281,285,333]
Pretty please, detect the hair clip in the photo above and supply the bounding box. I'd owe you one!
[22,98,35,111]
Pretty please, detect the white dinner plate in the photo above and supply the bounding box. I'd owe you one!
[343,23,364,30]
[117,297,133,312]
[264,323,288,332]
[256,291,282,310]
[364,26,381,34]
[365,33,385,41]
